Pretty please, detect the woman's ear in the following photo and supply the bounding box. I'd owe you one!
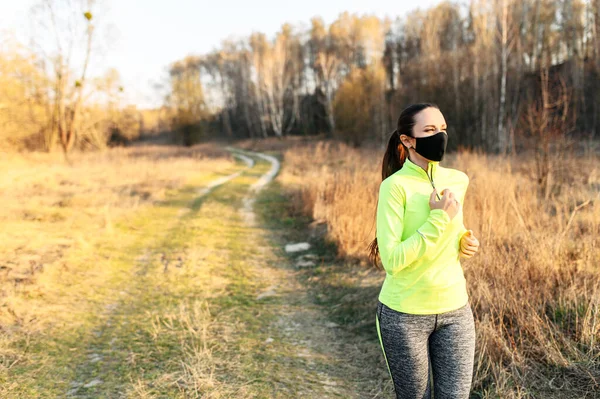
[399,134,411,149]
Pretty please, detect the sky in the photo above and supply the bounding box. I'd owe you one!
[0,0,442,108]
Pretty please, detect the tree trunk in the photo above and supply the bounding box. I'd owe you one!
[497,0,508,155]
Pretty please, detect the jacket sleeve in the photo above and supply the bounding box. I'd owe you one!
[376,180,451,276]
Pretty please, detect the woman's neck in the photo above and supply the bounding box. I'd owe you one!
[408,152,429,173]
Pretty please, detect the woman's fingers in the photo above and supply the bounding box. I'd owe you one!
[460,243,477,252]
[460,233,479,258]
[460,237,478,247]
[461,245,479,252]
[461,248,476,256]
[462,240,479,251]
[430,189,438,203]
[464,236,479,245]
[460,241,478,254]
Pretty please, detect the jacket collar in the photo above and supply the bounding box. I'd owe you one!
[403,156,439,181]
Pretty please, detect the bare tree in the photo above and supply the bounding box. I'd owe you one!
[168,56,207,145]
[261,25,298,137]
[496,0,517,154]
[309,17,341,137]
[202,49,234,137]
[249,33,270,138]
[31,0,99,157]
[524,69,573,199]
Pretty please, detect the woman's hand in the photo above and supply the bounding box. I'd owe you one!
[459,230,479,259]
[429,188,460,220]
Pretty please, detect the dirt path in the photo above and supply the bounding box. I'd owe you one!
[6,147,388,398]
[221,148,383,397]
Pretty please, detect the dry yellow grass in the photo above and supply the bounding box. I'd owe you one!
[238,136,600,397]
[0,144,233,302]
[0,143,386,397]
[1,143,302,397]
[0,143,239,394]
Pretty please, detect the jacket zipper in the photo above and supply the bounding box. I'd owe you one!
[427,162,442,201]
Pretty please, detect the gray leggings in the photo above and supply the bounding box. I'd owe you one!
[375,300,476,398]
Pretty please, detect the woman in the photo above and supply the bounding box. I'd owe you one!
[368,103,481,398]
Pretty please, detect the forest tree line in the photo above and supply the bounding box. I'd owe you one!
[167,0,600,153]
[2,0,599,154]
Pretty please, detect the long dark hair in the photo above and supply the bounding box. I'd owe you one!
[367,103,439,270]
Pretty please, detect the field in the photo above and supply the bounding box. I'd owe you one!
[1,138,599,398]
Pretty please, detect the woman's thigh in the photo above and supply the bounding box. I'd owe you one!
[376,301,436,399]
[428,302,476,399]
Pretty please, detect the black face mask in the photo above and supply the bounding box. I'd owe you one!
[414,131,448,162]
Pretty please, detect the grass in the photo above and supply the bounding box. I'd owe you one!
[0,144,253,396]
[1,144,389,398]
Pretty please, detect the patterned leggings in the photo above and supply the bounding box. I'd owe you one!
[375,300,476,398]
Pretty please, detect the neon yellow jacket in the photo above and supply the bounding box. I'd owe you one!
[376,156,470,314]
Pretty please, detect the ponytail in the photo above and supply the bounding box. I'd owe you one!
[381,130,409,181]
